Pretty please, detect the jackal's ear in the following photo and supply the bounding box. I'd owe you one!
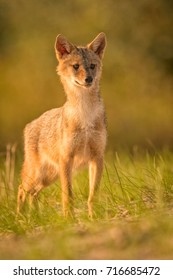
[87,32,106,59]
[55,34,74,60]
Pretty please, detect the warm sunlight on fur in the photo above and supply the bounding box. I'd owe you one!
[17,33,107,218]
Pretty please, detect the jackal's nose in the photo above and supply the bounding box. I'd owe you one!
[85,76,93,84]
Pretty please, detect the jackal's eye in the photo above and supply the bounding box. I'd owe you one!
[73,64,79,70]
[90,64,96,69]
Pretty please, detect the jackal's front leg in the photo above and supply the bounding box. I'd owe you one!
[88,157,104,218]
[59,158,73,217]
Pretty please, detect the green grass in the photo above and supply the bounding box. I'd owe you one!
[0,146,173,259]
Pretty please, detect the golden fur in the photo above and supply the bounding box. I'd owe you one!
[17,32,107,217]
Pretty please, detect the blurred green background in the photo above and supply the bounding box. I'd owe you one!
[1,0,173,150]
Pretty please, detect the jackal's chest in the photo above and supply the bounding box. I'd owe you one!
[61,118,106,159]
[75,125,97,146]
[63,114,104,140]
[60,103,106,163]
[70,126,103,169]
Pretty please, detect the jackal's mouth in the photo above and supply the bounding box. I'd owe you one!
[74,80,92,88]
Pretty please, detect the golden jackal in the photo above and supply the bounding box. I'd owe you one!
[17,32,107,217]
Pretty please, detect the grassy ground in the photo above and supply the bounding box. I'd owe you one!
[0,146,173,259]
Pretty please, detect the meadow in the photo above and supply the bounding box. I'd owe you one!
[0,145,173,259]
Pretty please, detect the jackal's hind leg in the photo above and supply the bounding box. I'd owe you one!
[17,184,27,214]
[28,184,43,211]
[17,183,43,214]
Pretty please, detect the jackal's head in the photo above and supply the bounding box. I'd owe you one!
[55,33,106,90]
